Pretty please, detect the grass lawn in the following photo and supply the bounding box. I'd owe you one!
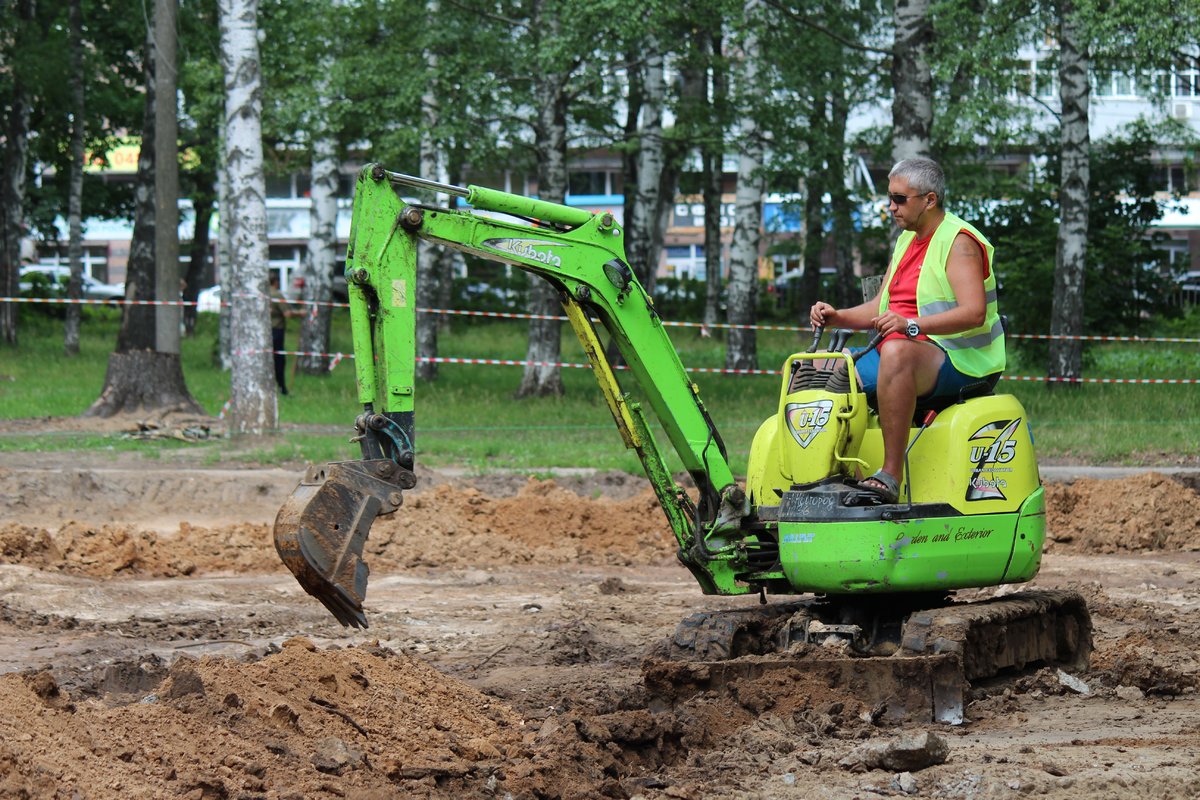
[1,304,1197,472]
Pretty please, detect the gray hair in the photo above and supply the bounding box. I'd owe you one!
[889,158,945,206]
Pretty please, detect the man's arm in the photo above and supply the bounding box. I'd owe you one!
[810,295,881,331]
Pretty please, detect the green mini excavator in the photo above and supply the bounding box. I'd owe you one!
[273,165,1090,722]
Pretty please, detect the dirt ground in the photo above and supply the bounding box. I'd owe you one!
[1,435,1199,799]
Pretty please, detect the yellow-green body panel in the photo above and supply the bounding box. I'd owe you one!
[748,350,1045,594]
[778,488,1045,593]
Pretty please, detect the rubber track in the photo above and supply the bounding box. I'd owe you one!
[899,589,1092,680]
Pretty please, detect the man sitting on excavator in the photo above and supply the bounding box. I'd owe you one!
[809,157,1005,503]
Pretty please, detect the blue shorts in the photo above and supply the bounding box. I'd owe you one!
[852,344,985,405]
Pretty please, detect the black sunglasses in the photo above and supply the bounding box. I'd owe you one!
[888,192,927,205]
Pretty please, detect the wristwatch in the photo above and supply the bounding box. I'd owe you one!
[905,319,921,338]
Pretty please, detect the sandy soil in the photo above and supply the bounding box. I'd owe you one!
[1,445,1199,799]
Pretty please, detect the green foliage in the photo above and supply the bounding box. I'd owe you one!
[17,0,146,242]
[970,119,1188,349]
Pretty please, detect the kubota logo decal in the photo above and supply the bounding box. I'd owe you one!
[483,238,565,267]
[785,399,833,448]
[965,418,1021,501]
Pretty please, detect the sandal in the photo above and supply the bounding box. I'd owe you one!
[858,470,900,504]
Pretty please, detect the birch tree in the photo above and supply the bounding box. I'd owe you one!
[892,0,933,162]
[510,0,612,398]
[725,0,765,371]
[517,60,571,398]
[415,0,450,382]
[217,147,233,368]
[626,39,667,293]
[1047,0,1089,384]
[219,0,276,433]
[64,0,86,355]
[298,126,338,373]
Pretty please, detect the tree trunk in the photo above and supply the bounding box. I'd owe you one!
[183,194,213,336]
[1048,0,1089,385]
[627,42,665,292]
[64,0,85,356]
[621,52,643,261]
[516,69,568,399]
[115,29,158,355]
[892,0,933,162]
[416,17,445,382]
[154,0,182,357]
[726,0,764,373]
[217,143,233,369]
[801,172,825,314]
[87,15,202,419]
[702,149,724,329]
[828,70,856,310]
[298,131,337,373]
[651,149,679,295]
[702,30,726,330]
[437,159,464,326]
[0,0,34,348]
[90,351,202,416]
[801,94,828,316]
[220,0,276,433]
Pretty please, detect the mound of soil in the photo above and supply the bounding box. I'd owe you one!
[0,634,868,800]
[0,637,633,799]
[0,478,674,578]
[4,472,1199,579]
[367,480,674,570]
[1044,473,1200,553]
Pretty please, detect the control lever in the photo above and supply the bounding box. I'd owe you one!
[789,325,825,392]
[807,325,824,352]
[824,329,886,392]
[828,328,854,353]
[853,330,886,362]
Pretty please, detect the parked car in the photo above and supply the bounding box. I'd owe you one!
[19,264,125,303]
[196,285,222,313]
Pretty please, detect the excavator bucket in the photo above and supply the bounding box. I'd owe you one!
[273,459,416,628]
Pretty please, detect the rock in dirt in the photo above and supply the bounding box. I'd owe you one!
[1115,685,1145,701]
[894,771,919,794]
[1057,669,1091,695]
[311,736,365,774]
[839,730,949,773]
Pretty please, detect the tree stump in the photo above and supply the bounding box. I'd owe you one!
[84,349,205,418]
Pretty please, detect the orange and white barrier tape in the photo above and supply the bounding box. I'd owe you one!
[227,347,1198,382]
[6,294,1199,344]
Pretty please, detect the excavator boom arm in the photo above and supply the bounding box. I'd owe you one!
[274,165,757,626]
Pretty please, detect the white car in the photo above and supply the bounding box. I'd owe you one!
[19,264,125,303]
[196,285,222,313]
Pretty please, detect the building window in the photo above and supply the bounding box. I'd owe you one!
[1175,66,1198,98]
[665,244,707,280]
[568,171,610,197]
[266,174,296,198]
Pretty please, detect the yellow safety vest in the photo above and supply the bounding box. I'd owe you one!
[878,211,1005,377]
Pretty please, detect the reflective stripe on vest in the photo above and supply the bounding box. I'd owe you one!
[878,211,1005,377]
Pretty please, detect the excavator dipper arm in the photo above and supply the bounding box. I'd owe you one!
[274,165,764,626]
